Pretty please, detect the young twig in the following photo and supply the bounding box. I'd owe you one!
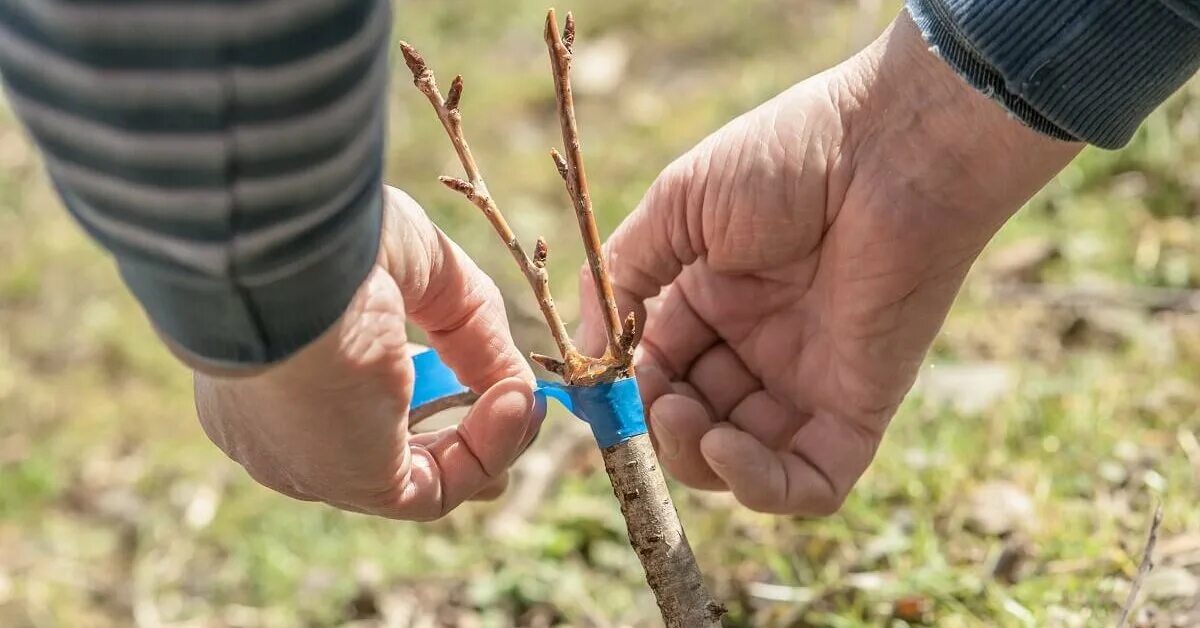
[545,9,629,368]
[399,40,627,386]
[1118,504,1164,627]
[399,41,577,378]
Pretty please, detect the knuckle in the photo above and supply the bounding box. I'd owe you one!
[477,275,504,307]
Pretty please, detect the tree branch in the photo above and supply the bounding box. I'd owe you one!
[399,43,575,364]
[544,9,628,366]
[400,19,723,625]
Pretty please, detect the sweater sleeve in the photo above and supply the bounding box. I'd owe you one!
[0,0,390,367]
[907,0,1200,149]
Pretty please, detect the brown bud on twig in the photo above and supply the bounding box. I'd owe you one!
[446,75,464,111]
[533,236,549,269]
[563,12,576,52]
[550,148,569,181]
[530,353,567,377]
[618,311,641,356]
[439,176,476,200]
[398,41,431,83]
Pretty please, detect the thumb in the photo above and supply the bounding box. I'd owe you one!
[380,187,533,391]
[577,155,705,357]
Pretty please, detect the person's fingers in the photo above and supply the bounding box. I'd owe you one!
[668,380,716,418]
[634,363,673,452]
[374,377,536,520]
[684,343,759,419]
[469,472,510,502]
[381,187,532,391]
[635,278,718,379]
[728,391,814,451]
[700,412,880,516]
[577,155,706,356]
[648,393,725,491]
[636,363,673,408]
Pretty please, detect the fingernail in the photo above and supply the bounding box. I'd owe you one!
[649,408,679,459]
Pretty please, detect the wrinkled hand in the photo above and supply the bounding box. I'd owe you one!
[194,187,541,520]
[580,13,1081,515]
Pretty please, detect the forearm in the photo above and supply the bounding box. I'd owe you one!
[908,0,1200,149]
[841,12,1082,231]
[0,0,390,368]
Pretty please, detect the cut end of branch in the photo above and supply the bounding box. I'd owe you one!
[533,236,549,269]
[530,353,567,377]
[446,75,464,111]
[550,148,569,181]
[439,176,476,200]
[398,41,431,83]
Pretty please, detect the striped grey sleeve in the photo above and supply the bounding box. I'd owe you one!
[0,0,390,366]
[907,0,1200,149]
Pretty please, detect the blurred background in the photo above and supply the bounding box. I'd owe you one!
[1,0,1198,625]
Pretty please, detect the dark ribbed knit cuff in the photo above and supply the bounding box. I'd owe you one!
[116,185,382,367]
[907,0,1200,149]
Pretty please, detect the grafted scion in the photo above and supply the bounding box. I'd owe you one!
[400,12,723,625]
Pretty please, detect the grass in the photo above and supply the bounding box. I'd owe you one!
[1,1,1199,625]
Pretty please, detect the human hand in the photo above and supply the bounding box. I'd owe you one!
[194,187,541,520]
[579,13,1082,515]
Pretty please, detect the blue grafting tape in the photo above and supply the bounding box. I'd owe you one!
[538,379,647,448]
[407,349,648,448]
[410,349,471,408]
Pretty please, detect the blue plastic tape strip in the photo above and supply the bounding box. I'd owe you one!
[410,348,471,408]
[408,349,648,448]
[539,378,647,448]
